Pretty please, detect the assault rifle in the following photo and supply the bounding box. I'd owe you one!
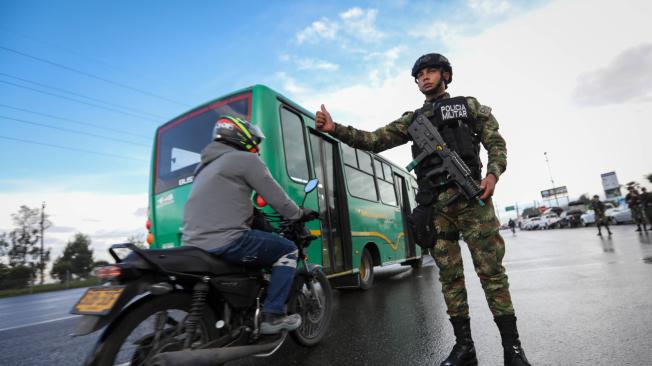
[406,113,485,206]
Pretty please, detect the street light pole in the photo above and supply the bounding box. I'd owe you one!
[544,152,560,207]
[40,201,45,285]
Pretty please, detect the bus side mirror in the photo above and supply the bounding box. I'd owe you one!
[304,179,319,194]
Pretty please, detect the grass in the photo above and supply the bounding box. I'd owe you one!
[0,278,102,298]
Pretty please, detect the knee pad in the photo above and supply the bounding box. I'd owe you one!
[273,249,298,268]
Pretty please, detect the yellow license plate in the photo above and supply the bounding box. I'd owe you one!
[72,286,125,315]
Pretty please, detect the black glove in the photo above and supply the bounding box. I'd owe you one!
[300,208,320,221]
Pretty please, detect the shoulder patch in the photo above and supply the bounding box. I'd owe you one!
[478,105,492,118]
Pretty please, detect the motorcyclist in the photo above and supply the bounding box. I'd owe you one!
[182,115,315,334]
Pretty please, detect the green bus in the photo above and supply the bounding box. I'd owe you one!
[147,84,423,288]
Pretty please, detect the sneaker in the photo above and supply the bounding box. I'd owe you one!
[260,312,302,334]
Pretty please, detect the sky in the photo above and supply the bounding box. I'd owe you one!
[1,0,651,264]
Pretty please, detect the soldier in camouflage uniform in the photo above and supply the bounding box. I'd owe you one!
[316,53,531,366]
[640,187,652,227]
[591,195,612,236]
[626,186,647,232]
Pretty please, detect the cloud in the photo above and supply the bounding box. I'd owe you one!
[276,72,309,95]
[467,0,511,16]
[48,225,77,233]
[408,22,459,43]
[572,43,652,106]
[134,207,148,216]
[295,8,383,46]
[339,7,383,42]
[296,17,338,44]
[363,46,405,85]
[296,58,339,71]
[280,54,339,71]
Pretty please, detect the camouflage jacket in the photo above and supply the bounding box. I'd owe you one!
[329,93,507,180]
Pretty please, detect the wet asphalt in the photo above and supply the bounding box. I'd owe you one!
[1,225,651,366]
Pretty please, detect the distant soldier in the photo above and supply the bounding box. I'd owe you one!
[508,218,516,234]
[625,186,647,232]
[591,195,612,236]
[640,187,652,227]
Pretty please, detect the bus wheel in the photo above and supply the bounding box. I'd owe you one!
[410,256,423,269]
[358,248,374,290]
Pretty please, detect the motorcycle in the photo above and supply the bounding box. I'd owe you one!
[71,179,332,365]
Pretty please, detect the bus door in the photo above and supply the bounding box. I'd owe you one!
[308,132,352,275]
[394,174,417,258]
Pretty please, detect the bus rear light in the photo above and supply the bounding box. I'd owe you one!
[147,233,154,245]
[146,219,152,230]
[94,265,122,280]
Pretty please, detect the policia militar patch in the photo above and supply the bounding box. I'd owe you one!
[434,96,471,123]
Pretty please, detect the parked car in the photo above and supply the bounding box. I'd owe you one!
[607,206,632,224]
[542,213,561,229]
[564,209,585,228]
[526,217,543,230]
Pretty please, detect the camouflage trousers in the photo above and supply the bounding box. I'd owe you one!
[645,208,652,224]
[428,187,514,317]
[631,207,646,225]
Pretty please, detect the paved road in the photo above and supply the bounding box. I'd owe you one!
[1,225,651,365]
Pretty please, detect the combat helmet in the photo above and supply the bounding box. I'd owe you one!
[213,115,265,153]
[411,53,453,85]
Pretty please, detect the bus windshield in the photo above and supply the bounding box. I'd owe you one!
[155,93,251,194]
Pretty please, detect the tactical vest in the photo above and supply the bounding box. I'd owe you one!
[411,96,483,188]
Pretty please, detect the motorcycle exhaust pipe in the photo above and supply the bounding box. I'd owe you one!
[150,335,285,366]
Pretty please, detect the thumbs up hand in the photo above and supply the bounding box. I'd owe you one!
[315,104,335,133]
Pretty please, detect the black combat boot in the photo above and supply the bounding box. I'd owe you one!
[494,315,531,366]
[636,225,642,232]
[440,317,478,366]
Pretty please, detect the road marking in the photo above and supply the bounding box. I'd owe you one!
[0,315,80,332]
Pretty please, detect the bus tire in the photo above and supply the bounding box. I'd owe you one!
[358,248,374,290]
[410,256,423,269]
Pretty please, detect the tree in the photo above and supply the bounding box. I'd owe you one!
[646,173,652,184]
[50,233,95,282]
[6,206,52,285]
[0,265,34,290]
[0,232,8,257]
[50,259,73,284]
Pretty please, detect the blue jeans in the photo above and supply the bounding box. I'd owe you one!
[217,230,298,315]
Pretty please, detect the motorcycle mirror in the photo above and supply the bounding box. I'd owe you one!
[304,179,319,193]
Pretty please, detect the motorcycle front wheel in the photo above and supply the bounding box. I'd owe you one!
[85,292,219,366]
[289,268,333,347]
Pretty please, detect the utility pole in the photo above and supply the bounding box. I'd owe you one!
[544,152,560,207]
[515,202,520,218]
[40,201,45,285]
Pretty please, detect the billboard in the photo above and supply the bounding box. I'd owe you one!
[600,171,620,190]
[541,186,568,199]
[601,171,621,198]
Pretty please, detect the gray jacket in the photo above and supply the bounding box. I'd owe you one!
[182,142,302,252]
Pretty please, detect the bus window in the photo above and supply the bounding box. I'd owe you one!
[155,93,250,194]
[374,159,384,180]
[341,144,357,167]
[377,162,398,206]
[280,107,310,182]
[357,150,374,175]
[345,167,377,201]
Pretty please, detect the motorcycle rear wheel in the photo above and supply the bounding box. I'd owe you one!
[85,292,219,366]
[289,268,333,347]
